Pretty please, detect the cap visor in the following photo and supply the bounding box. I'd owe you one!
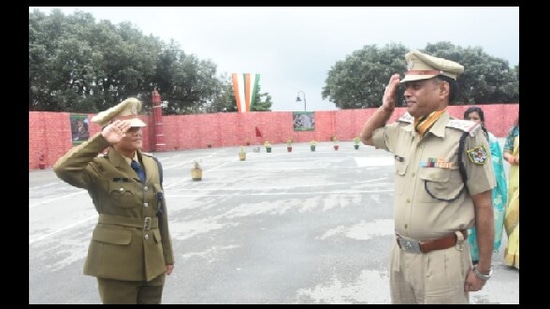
[129,118,147,127]
[400,74,435,83]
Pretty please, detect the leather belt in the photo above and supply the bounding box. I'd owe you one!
[396,230,467,254]
[98,214,158,230]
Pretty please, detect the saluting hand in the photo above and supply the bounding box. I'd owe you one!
[382,73,401,111]
[102,120,131,144]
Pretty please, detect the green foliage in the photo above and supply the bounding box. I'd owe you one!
[29,9,163,112]
[28,9,273,114]
[322,42,519,108]
[322,43,409,109]
[423,42,519,104]
[29,9,517,114]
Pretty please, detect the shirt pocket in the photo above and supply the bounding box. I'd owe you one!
[90,227,133,267]
[92,226,132,245]
[109,182,139,209]
[394,155,409,195]
[418,167,464,203]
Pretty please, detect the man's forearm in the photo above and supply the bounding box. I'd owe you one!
[360,106,394,145]
[472,190,495,272]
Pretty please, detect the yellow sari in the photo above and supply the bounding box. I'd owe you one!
[504,135,519,269]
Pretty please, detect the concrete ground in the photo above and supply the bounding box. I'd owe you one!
[29,141,519,304]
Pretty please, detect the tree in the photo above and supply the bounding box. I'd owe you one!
[423,42,519,104]
[29,9,162,112]
[321,42,519,108]
[29,9,275,115]
[153,40,223,115]
[322,43,408,109]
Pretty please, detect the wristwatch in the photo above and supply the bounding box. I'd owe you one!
[473,265,493,281]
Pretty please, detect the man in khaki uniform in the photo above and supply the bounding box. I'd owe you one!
[53,98,175,304]
[359,50,495,304]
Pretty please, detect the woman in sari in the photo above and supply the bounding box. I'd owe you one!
[503,117,519,269]
[463,107,508,264]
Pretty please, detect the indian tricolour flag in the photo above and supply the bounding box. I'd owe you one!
[232,73,260,113]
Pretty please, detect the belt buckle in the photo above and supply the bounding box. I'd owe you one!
[143,217,151,230]
[398,236,422,254]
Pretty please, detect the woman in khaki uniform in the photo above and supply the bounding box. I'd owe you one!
[360,51,495,304]
[53,98,175,304]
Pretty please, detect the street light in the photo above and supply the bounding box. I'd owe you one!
[296,90,306,111]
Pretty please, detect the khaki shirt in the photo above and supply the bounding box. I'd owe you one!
[372,111,495,240]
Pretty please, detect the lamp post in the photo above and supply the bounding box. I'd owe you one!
[296,91,306,111]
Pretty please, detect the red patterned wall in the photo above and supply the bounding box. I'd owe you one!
[29,104,519,170]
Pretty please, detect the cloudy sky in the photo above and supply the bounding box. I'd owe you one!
[30,6,519,111]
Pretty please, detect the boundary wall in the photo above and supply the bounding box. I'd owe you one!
[29,104,518,170]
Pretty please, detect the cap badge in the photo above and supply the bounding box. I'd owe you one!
[407,60,415,71]
[131,105,137,114]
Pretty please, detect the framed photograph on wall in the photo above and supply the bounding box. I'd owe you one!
[293,111,315,131]
[70,114,90,145]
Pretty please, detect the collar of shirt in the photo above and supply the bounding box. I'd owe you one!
[123,152,139,166]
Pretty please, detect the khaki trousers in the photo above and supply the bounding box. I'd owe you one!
[389,233,471,304]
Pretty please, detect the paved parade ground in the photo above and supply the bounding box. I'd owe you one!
[29,141,519,304]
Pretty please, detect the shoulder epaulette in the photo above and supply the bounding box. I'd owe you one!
[142,152,155,158]
[446,119,480,137]
[398,112,413,123]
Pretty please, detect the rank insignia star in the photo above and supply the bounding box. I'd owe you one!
[466,145,489,165]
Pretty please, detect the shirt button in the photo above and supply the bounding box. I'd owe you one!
[144,186,149,191]
[144,234,149,240]
[406,198,411,203]
[143,202,149,208]
[411,173,415,177]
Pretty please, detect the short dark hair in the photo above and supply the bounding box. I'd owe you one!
[436,75,459,103]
